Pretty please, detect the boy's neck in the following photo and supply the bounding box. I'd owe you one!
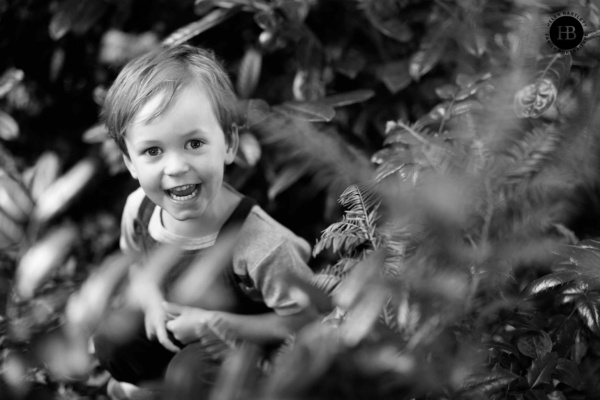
[160,185,241,238]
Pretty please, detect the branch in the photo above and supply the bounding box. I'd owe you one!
[586,30,600,40]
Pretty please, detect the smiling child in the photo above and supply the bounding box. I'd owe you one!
[93,45,316,400]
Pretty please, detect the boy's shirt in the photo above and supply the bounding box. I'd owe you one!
[120,187,313,316]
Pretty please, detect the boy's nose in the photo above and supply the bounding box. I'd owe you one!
[163,154,191,176]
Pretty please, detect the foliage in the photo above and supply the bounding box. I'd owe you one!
[1,0,600,399]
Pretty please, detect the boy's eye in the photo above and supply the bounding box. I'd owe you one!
[144,147,163,157]
[185,139,204,150]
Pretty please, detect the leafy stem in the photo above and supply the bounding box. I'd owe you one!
[396,121,430,146]
[586,30,600,40]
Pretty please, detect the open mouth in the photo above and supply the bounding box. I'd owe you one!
[165,184,200,201]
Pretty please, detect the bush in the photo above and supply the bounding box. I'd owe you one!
[1,0,600,399]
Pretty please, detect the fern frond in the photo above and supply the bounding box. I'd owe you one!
[314,184,382,257]
[503,126,560,184]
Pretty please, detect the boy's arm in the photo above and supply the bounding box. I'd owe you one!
[164,302,317,345]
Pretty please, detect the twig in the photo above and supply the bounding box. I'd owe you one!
[396,121,430,146]
[586,30,600,40]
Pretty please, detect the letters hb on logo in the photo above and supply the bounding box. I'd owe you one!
[548,15,585,51]
[557,25,577,40]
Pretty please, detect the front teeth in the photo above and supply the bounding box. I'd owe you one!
[167,184,199,201]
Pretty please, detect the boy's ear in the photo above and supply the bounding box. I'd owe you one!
[122,154,138,179]
[224,123,239,165]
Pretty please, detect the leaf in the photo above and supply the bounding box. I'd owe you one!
[0,68,24,99]
[243,99,270,127]
[553,358,582,390]
[575,293,600,336]
[558,239,600,271]
[517,330,553,359]
[435,84,458,100]
[0,173,33,222]
[485,340,521,357]
[194,0,218,15]
[527,352,558,389]
[514,54,572,118]
[32,158,97,224]
[0,206,25,248]
[236,132,261,167]
[334,49,366,79]
[0,110,18,140]
[374,149,414,182]
[409,25,449,81]
[377,60,411,94]
[237,47,262,99]
[254,9,281,30]
[82,124,109,144]
[360,0,413,42]
[49,0,109,40]
[16,224,79,299]
[162,8,240,47]
[504,127,560,183]
[319,90,374,108]
[278,0,310,22]
[462,364,520,395]
[268,162,311,200]
[65,252,131,333]
[272,101,335,122]
[521,270,580,297]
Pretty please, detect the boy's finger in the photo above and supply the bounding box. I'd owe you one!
[157,326,179,353]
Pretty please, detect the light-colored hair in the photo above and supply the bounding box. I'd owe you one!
[103,45,237,157]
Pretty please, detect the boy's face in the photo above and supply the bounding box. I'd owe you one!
[123,84,237,224]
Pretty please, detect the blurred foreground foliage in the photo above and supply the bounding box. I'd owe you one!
[2,0,600,399]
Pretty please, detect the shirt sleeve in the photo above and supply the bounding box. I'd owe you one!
[119,187,145,258]
[246,238,314,316]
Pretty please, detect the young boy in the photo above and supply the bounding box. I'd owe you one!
[93,45,316,399]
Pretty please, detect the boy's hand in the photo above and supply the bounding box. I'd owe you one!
[163,302,215,345]
[144,299,180,352]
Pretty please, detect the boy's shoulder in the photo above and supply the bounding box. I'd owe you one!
[236,205,311,257]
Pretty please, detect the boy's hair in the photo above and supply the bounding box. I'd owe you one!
[103,45,237,157]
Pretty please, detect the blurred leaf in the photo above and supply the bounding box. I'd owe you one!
[319,90,374,108]
[254,9,281,30]
[278,0,311,22]
[272,101,335,122]
[82,124,109,144]
[521,270,580,297]
[0,110,19,140]
[236,131,261,168]
[0,68,24,99]
[409,24,450,81]
[334,48,366,79]
[237,47,262,99]
[49,0,109,40]
[360,0,413,42]
[514,54,572,119]
[460,24,487,57]
[293,68,325,102]
[268,162,311,200]
[195,0,218,15]
[553,358,582,390]
[162,7,240,47]
[377,60,411,94]
[340,286,388,346]
[241,98,270,127]
[558,239,600,271]
[527,352,558,389]
[65,252,130,334]
[547,391,567,400]
[0,205,24,249]
[0,173,32,222]
[517,330,552,359]
[435,84,459,100]
[16,224,78,299]
[32,158,97,224]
